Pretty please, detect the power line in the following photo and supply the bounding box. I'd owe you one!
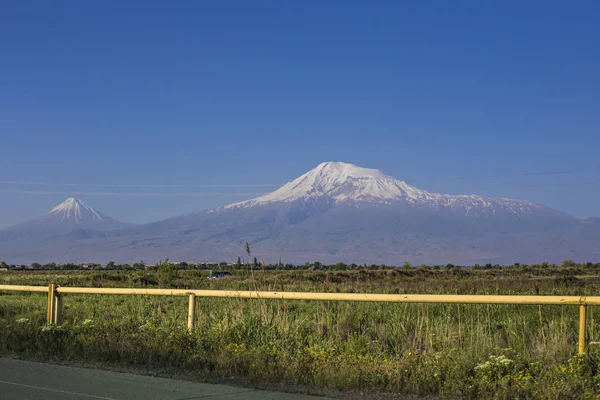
[0,190,266,197]
[421,167,600,182]
[461,180,600,190]
[0,181,599,197]
[0,181,281,188]
[0,167,597,188]
[0,167,598,197]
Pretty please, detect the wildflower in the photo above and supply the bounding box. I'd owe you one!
[475,355,513,372]
[41,325,58,332]
[475,361,491,371]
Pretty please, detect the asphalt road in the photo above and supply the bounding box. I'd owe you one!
[0,358,330,400]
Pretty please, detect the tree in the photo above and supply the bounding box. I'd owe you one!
[0,261,8,269]
[157,258,174,288]
[253,257,258,269]
[335,262,346,270]
[237,256,242,269]
[133,261,146,269]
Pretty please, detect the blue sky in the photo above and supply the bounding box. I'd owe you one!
[1,1,599,228]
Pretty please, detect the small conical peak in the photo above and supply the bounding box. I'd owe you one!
[46,197,104,223]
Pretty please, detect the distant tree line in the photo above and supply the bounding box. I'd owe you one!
[0,258,599,271]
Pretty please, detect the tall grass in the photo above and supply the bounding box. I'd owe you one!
[1,266,600,399]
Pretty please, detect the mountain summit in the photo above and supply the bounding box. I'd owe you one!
[45,198,105,224]
[226,161,410,206]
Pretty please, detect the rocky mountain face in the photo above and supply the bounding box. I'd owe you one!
[0,163,597,265]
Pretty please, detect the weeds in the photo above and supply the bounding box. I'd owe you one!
[1,267,600,398]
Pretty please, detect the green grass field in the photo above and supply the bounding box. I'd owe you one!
[1,264,600,399]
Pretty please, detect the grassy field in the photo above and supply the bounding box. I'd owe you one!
[1,264,600,399]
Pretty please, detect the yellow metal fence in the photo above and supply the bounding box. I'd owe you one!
[0,284,596,355]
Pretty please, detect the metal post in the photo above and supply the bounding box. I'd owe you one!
[579,304,587,355]
[47,284,56,324]
[187,293,196,331]
[54,292,62,325]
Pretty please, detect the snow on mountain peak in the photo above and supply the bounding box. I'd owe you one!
[224,161,433,208]
[312,161,388,180]
[222,161,546,217]
[46,197,104,223]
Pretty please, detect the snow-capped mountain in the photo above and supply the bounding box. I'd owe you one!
[224,161,551,217]
[0,163,597,265]
[45,198,107,224]
[0,198,132,244]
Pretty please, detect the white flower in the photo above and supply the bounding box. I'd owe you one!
[475,361,491,370]
[475,355,513,371]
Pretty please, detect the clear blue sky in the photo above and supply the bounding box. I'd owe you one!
[1,1,599,228]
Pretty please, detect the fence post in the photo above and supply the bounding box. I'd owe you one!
[579,304,587,355]
[54,290,62,325]
[47,284,56,324]
[187,293,196,331]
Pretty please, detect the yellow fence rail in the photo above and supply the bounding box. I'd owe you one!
[0,284,596,355]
